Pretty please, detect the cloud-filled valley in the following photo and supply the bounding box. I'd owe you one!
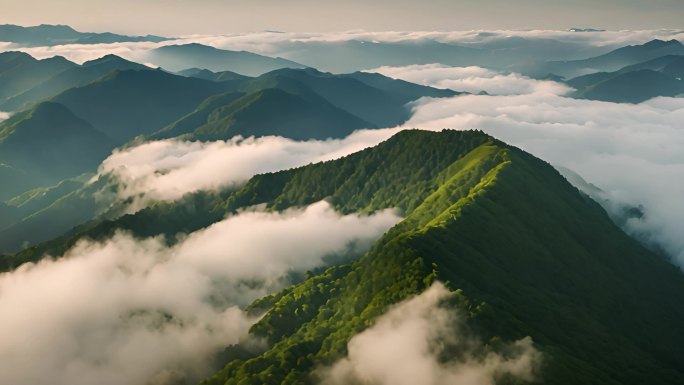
[1,20,684,385]
[0,201,401,385]
[93,60,684,268]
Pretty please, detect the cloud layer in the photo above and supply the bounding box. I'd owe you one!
[0,201,401,385]
[404,93,684,265]
[369,64,571,95]
[319,282,540,385]
[2,29,683,67]
[97,130,398,206]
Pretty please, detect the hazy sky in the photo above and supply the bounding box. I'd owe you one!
[1,0,682,36]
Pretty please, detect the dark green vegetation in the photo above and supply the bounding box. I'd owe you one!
[6,130,684,385]
[144,43,306,75]
[0,51,454,254]
[0,24,168,46]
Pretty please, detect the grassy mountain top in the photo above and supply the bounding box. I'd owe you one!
[201,130,684,385]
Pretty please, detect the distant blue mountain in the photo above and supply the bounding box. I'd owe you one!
[0,24,169,46]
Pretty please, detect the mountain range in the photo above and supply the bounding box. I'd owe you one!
[1,30,684,385]
[0,58,455,253]
[4,130,683,385]
[0,24,168,46]
[543,39,684,78]
[566,53,684,103]
[143,43,306,76]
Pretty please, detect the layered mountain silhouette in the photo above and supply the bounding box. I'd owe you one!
[0,51,74,104]
[567,54,684,102]
[0,54,147,111]
[0,59,455,253]
[50,68,232,143]
[545,39,684,78]
[150,67,456,141]
[0,102,113,187]
[0,24,168,46]
[144,43,306,75]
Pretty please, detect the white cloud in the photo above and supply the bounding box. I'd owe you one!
[97,129,399,207]
[2,29,682,67]
[0,201,401,385]
[0,111,9,121]
[368,64,572,95]
[95,61,684,270]
[404,93,684,266]
[318,282,540,385]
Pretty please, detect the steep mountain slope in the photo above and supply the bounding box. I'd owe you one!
[144,43,306,75]
[148,68,455,141]
[0,176,113,254]
[0,102,114,182]
[200,130,684,385]
[50,69,232,143]
[0,163,36,201]
[0,24,168,46]
[5,130,684,385]
[0,202,22,230]
[546,39,684,78]
[0,51,75,104]
[0,175,91,251]
[246,68,457,127]
[1,54,147,111]
[188,88,373,140]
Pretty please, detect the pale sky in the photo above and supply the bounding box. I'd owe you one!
[1,0,682,36]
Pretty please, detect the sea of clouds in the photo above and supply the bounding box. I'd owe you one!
[95,62,684,267]
[1,29,683,66]
[2,29,684,385]
[0,202,401,385]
